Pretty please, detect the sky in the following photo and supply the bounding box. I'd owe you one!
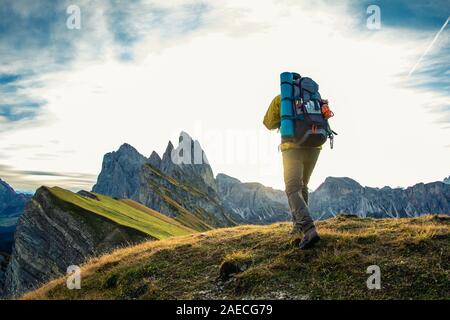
[0,0,449,192]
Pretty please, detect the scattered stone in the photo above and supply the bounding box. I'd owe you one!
[219,260,251,281]
[77,190,100,201]
[337,213,359,219]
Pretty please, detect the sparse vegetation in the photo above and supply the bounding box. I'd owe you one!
[23,215,449,300]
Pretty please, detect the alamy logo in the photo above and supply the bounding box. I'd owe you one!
[366,265,381,289]
[366,5,381,30]
[66,5,81,30]
[171,132,209,165]
[66,265,81,290]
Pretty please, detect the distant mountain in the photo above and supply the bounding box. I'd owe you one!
[93,132,243,228]
[0,179,31,253]
[216,174,290,224]
[2,186,194,298]
[444,176,450,185]
[309,177,450,219]
[92,134,449,224]
[92,143,148,199]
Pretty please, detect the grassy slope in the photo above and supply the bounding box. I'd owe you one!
[24,215,449,300]
[48,187,195,240]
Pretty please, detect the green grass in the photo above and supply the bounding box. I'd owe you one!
[24,215,450,300]
[48,187,195,240]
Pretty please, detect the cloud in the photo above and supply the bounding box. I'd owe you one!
[0,0,449,192]
[0,102,45,122]
[0,164,97,192]
[0,74,23,85]
[0,0,226,133]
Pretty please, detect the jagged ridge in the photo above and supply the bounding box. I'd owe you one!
[310,177,450,219]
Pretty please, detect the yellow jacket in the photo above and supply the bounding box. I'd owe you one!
[263,95,322,151]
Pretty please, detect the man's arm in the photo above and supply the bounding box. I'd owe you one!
[263,95,281,130]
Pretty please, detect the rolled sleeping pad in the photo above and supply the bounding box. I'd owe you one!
[280,72,295,139]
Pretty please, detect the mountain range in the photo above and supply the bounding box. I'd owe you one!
[310,177,450,219]
[92,132,291,227]
[0,132,448,297]
[92,132,448,222]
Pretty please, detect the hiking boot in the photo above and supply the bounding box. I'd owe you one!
[298,227,320,250]
[289,224,303,235]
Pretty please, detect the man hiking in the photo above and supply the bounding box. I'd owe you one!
[263,72,335,249]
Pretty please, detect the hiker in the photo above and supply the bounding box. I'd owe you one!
[263,72,336,249]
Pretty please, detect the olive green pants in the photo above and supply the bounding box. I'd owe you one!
[282,148,320,231]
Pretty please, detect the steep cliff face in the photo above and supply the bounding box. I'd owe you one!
[216,174,290,224]
[309,177,450,219]
[137,163,235,230]
[92,143,147,199]
[2,187,183,297]
[0,252,8,294]
[160,136,218,197]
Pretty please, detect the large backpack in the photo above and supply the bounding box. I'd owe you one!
[280,73,335,148]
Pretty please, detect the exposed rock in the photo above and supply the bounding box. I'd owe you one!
[219,260,251,281]
[3,187,150,298]
[77,190,99,201]
[444,176,450,185]
[216,173,290,224]
[91,137,449,225]
[92,143,147,199]
[0,252,8,294]
[309,177,450,219]
[161,132,217,195]
[93,133,242,228]
[137,162,237,229]
[148,151,162,169]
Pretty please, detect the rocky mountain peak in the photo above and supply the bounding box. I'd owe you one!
[310,178,450,219]
[117,142,138,153]
[92,143,147,199]
[444,176,450,185]
[91,133,238,227]
[163,132,209,167]
[0,180,30,216]
[148,151,162,169]
[0,179,15,199]
[317,177,363,192]
[162,141,174,160]
[216,173,242,185]
[217,173,290,224]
